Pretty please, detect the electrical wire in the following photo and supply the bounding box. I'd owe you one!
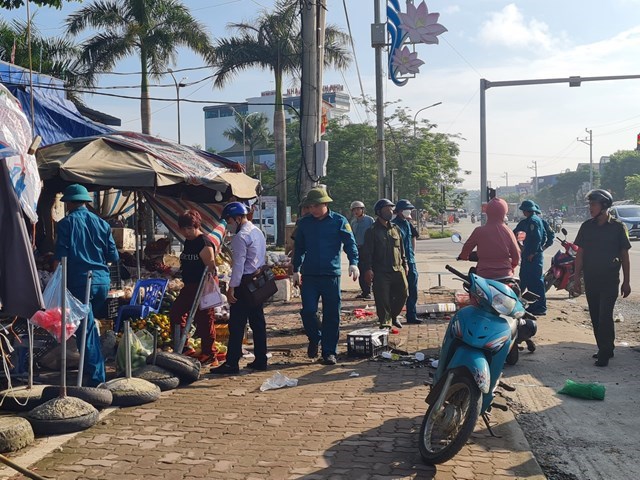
[341,0,369,122]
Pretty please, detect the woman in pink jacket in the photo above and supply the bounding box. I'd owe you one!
[458,198,520,279]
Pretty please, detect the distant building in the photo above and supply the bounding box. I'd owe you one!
[203,85,350,168]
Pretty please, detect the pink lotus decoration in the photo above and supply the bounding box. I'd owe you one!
[392,46,425,75]
[398,1,447,45]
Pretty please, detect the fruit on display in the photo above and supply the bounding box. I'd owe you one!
[131,313,173,348]
[265,252,291,278]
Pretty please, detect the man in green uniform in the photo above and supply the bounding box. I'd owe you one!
[360,199,408,329]
[573,189,631,367]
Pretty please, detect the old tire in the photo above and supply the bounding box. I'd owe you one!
[104,378,161,407]
[41,385,113,409]
[26,397,99,436]
[0,385,48,412]
[133,365,180,391]
[148,351,201,384]
[505,344,520,366]
[0,417,34,452]
[419,374,481,465]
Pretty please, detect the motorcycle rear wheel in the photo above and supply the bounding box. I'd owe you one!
[419,374,482,465]
[506,344,519,365]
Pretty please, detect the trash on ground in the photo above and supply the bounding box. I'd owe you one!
[260,371,298,392]
[415,352,425,361]
[349,371,360,377]
[558,379,605,400]
[430,359,439,368]
[352,308,375,318]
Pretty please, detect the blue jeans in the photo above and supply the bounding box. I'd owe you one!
[300,275,341,357]
[406,263,419,322]
[69,283,107,387]
[520,253,546,314]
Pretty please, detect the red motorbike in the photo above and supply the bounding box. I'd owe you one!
[543,228,582,297]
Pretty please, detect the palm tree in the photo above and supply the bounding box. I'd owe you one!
[65,0,214,135]
[223,112,271,176]
[212,0,351,245]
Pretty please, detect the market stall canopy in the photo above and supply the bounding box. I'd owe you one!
[36,131,261,201]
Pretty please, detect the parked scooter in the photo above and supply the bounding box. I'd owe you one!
[419,263,538,465]
[470,213,476,224]
[543,227,582,297]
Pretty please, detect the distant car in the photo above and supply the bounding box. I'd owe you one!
[610,204,640,239]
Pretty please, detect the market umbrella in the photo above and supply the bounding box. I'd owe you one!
[36,131,260,200]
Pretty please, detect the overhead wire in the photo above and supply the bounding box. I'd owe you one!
[341,0,369,123]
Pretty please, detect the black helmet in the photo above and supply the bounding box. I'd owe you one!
[586,189,613,209]
[374,198,395,215]
[394,199,415,213]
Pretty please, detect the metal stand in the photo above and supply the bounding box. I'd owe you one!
[60,257,67,398]
[124,320,132,378]
[77,271,92,387]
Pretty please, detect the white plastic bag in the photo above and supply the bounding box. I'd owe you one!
[260,371,298,392]
[29,265,88,343]
[199,274,224,310]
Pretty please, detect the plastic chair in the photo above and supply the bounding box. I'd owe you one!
[114,278,169,332]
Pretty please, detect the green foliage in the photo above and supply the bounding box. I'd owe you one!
[624,175,640,203]
[600,150,640,200]
[535,169,592,211]
[1,0,77,8]
[223,112,272,176]
[427,228,455,239]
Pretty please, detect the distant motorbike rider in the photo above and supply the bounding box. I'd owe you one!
[513,200,548,315]
[573,189,631,367]
[459,198,521,279]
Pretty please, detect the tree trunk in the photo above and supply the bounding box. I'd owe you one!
[139,50,154,243]
[274,72,287,247]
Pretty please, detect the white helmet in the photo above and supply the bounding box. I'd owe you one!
[350,201,365,210]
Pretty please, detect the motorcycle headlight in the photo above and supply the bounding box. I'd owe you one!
[489,286,517,315]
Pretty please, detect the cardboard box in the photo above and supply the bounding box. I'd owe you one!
[111,228,136,251]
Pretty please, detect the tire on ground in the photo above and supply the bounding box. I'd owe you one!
[41,385,113,409]
[0,417,34,452]
[104,378,161,407]
[26,397,99,436]
[133,365,180,391]
[148,351,201,384]
[0,385,48,412]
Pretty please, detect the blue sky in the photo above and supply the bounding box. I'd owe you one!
[5,0,640,190]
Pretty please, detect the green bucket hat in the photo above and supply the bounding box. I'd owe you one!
[61,184,92,203]
[303,187,333,206]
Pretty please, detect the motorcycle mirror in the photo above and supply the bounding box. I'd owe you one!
[561,227,568,236]
[451,233,463,243]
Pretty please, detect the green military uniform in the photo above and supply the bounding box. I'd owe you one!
[360,221,408,328]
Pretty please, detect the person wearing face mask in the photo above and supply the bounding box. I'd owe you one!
[391,199,422,325]
[292,187,359,365]
[210,202,269,374]
[170,210,218,365]
[361,199,408,330]
[349,200,375,300]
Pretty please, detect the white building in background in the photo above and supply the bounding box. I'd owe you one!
[203,85,350,168]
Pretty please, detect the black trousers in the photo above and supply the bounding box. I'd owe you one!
[584,277,619,357]
[225,287,268,368]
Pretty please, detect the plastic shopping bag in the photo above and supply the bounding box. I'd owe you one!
[29,265,88,343]
[558,379,605,400]
[200,274,224,310]
[116,324,150,374]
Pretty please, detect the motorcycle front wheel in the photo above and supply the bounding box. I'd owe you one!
[419,374,482,465]
[543,271,555,292]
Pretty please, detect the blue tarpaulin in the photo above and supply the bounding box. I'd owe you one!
[0,61,113,146]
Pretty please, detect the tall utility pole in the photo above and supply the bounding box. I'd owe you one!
[373,0,386,198]
[577,128,593,191]
[503,172,509,187]
[528,161,538,194]
[300,0,323,197]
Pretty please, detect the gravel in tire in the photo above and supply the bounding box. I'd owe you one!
[148,351,201,384]
[41,385,113,409]
[133,365,180,391]
[0,385,48,412]
[0,417,34,452]
[104,377,161,407]
[26,397,99,436]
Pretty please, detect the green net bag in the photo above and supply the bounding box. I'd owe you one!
[558,379,605,400]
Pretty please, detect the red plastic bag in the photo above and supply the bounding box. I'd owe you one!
[29,265,88,343]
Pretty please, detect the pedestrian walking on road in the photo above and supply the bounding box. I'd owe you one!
[513,200,548,315]
[54,184,119,387]
[211,202,269,374]
[361,199,408,330]
[349,200,374,300]
[572,189,631,367]
[292,188,359,365]
[392,199,422,325]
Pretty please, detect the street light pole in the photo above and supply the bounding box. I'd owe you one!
[577,128,593,191]
[167,69,186,144]
[413,102,442,137]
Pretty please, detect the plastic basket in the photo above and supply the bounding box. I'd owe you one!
[347,328,389,358]
[105,297,120,320]
[215,323,230,346]
[109,263,122,289]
